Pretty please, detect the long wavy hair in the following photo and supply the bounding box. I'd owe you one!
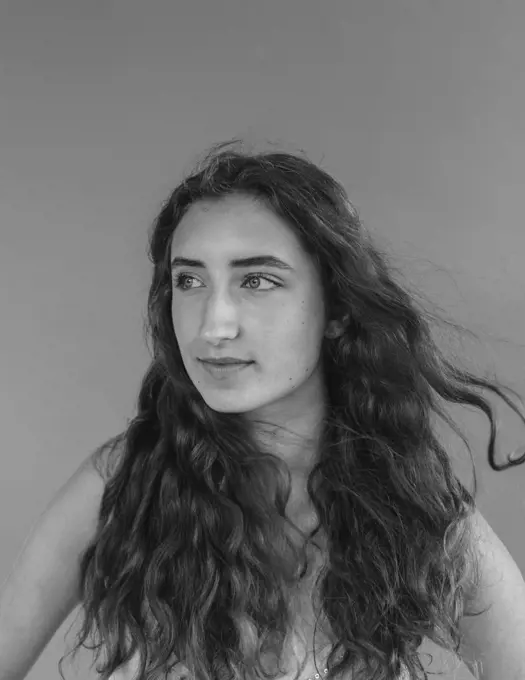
[61,140,525,680]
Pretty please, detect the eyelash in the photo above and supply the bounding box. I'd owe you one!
[173,273,282,292]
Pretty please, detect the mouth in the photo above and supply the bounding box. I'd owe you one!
[199,359,253,366]
[198,359,254,378]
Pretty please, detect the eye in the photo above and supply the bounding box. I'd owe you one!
[173,274,202,290]
[242,274,281,291]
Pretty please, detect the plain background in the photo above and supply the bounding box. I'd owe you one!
[1,1,524,679]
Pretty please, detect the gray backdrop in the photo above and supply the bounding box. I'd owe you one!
[1,2,524,679]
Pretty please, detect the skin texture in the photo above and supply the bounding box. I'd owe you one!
[170,194,342,487]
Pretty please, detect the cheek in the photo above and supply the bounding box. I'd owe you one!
[171,302,190,347]
[267,307,325,369]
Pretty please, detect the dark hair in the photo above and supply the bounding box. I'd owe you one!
[61,140,525,680]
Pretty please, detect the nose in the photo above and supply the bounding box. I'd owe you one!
[200,290,240,344]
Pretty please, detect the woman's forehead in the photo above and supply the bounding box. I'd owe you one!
[170,196,311,267]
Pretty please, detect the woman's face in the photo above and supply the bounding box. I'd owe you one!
[170,194,333,417]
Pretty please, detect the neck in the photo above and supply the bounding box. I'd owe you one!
[245,367,327,515]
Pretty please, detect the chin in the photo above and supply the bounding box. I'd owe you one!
[201,396,255,414]
[197,390,264,415]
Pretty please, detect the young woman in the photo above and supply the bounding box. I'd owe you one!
[1,141,525,680]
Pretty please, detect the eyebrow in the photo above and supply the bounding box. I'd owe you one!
[170,255,294,271]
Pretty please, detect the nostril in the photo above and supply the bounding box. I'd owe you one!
[508,447,525,464]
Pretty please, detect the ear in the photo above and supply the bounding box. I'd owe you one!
[325,313,349,339]
[324,319,345,339]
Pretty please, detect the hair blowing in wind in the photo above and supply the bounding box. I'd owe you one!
[60,140,525,680]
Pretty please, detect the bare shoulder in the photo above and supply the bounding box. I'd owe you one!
[89,433,126,483]
[0,438,124,678]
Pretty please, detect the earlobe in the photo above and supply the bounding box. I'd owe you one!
[325,321,344,339]
[325,313,349,339]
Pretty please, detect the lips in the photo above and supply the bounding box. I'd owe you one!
[198,359,254,379]
[199,359,253,365]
